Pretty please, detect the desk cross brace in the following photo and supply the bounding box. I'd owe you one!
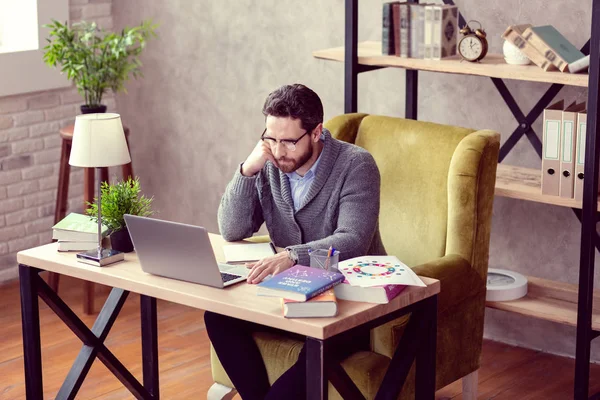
[19,265,159,400]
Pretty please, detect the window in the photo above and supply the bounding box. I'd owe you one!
[0,0,39,54]
[0,0,70,97]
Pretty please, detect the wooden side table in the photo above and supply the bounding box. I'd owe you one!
[49,124,134,314]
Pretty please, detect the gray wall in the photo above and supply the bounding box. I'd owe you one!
[113,1,599,360]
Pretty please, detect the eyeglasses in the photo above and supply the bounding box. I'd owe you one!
[261,127,312,152]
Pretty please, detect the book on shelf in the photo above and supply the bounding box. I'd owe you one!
[384,2,456,60]
[256,265,344,302]
[392,2,402,56]
[334,280,407,304]
[282,289,338,318]
[382,2,395,55]
[431,5,458,60]
[384,1,410,57]
[423,5,435,59]
[501,24,557,71]
[399,2,411,58]
[522,25,585,72]
[569,55,590,74]
[52,212,109,242]
[409,3,427,59]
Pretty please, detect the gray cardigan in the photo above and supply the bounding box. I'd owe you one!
[217,128,386,266]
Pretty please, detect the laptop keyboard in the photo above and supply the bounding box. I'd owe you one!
[221,272,242,283]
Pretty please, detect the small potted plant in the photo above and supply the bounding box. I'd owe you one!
[43,19,158,114]
[86,177,154,252]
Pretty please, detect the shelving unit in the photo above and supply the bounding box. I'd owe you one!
[314,1,600,399]
[494,164,600,210]
[313,41,589,87]
[487,276,600,330]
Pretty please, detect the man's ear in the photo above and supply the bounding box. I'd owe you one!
[312,123,323,142]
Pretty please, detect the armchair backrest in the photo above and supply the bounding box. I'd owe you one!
[324,114,499,280]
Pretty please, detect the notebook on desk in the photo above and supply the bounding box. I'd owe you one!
[223,242,276,263]
[124,215,249,288]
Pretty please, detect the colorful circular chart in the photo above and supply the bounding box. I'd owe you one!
[342,260,405,279]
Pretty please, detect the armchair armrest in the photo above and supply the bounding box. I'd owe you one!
[371,254,485,358]
[412,254,484,314]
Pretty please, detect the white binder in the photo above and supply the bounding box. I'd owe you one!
[560,102,586,198]
[541,100,564,196]
[574,109,587,201]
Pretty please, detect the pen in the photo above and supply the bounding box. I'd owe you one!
[324,246,333,270]
[269,242,276,254]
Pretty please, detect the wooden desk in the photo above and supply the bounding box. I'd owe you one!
[17,234,440,400]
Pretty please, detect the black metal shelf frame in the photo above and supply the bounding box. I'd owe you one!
[342,0,600,398]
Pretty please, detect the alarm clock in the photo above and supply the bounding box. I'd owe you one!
[458,20,489,62]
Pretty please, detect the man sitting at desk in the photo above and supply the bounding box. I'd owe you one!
[205,83,385,399]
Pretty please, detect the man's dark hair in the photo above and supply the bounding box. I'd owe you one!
[262,84,324,132]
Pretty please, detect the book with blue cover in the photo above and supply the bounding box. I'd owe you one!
[256,265,345,301]
[523,25,585,72]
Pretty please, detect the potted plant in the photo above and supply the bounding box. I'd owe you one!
[86,177,154,252]
[43,19,158,114]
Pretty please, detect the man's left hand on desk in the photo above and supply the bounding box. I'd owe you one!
[245,252,294,284]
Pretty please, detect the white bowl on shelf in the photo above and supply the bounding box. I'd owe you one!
[503,40,531,65]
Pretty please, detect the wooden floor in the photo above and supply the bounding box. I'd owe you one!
[3,274,600,399]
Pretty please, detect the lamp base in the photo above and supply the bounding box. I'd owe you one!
[76,248,125,267]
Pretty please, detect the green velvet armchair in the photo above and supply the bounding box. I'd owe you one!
[207,114,500,400]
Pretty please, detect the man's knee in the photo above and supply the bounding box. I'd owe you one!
[204,311,245,333]
[204,311,229,331]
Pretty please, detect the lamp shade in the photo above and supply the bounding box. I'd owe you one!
[69,113,131,168]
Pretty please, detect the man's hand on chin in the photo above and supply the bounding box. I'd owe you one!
[245,252,294,284]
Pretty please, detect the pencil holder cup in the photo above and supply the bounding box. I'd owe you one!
[309,249,340,272]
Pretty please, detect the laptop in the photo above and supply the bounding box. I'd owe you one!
[124,214,249,288]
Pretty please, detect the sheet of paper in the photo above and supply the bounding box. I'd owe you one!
[338,256,426,287]
[223,242,276,263]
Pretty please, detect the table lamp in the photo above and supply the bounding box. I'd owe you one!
[69,113,132,266]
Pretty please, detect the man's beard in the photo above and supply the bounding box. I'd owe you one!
[277,145,314,173]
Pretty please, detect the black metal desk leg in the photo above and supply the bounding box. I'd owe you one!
[344,0,358,114]
[19,265,44,400]
[405,69,418,120]
[141,295,159,398]
[306,337,327,400]
[415,295,438,400]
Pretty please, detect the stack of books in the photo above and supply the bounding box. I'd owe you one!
[257,265,344,318]
[256,256,426,318]
[52,213,109,252]
[382,2,458,60]
[502,24,589,73]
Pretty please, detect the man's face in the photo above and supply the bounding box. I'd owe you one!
[264,116,314,173]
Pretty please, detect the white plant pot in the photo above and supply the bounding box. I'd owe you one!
[503,40,531,65]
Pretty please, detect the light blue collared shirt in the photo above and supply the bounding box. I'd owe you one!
[285,148,324,212]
